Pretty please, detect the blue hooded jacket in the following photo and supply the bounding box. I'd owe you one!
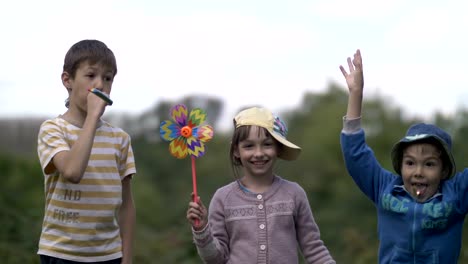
[341,128,468,263]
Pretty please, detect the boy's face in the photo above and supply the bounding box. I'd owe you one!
[63,61,115,114]
[401,143,448,203]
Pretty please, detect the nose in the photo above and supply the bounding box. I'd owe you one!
[92,78,111,96]
[414,165,423,177]
[253,146,264,157]
[93,78,103,89]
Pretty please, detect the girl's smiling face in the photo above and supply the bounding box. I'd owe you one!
[401,143,448,202]
[234,126,279,179]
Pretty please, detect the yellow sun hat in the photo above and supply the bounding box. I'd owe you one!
[234,107,301,160]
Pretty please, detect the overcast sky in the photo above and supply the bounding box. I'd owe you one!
[1,0,467,129]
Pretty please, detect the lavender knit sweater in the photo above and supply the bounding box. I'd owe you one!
[192,176,335,264]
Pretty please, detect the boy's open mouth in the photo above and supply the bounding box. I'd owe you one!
[412,183,428,197]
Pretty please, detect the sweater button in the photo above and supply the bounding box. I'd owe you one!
[259,224,265,229]
[258,204,263,210]
[257,194,263,200]
[260,245,266,250]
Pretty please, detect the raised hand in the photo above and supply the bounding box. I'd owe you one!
[339,49,364,94]
[340,49,364,119]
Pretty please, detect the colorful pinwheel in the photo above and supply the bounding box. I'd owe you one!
[159,104,214,225]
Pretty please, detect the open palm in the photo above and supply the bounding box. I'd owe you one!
[340,49,364,93]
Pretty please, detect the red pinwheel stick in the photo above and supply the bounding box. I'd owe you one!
[191,156,200,227]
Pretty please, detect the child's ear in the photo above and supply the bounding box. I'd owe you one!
[61,72,72,93]
[233,148,242,165]
[233,148,240,159]
[442,168,450,180]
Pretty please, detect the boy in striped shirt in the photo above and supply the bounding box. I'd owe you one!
[37,39,136,264]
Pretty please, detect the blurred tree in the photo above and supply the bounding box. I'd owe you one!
[0,154,43,264]
[4,86,468,263]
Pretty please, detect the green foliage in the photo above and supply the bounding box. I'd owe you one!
[4,86,468,263]
[0,154,43,264]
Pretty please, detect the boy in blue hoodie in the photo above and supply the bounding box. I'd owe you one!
[339,49,468,263]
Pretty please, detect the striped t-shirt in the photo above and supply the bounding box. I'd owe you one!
[37,117,136,262]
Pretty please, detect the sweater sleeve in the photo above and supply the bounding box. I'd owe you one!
[340,117,395,203]
[192,189,230,264]
[450,169,468,214]
[295,185,336,264]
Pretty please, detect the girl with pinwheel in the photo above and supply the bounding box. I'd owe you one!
[186,106,336,264]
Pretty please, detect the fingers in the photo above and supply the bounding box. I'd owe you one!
[86,91,107,117]
[353,49,363,70]
[340,56,354,77]
[190,200,206,213]
[187,206,202,220]
[347,57,353,71]
[190,193,205,207]
[191,192,201,203]
[197,197,205,208]
[187,206,207,229]
[340,49,362,77]
[187,204,200,222]
[187,195,207,224]
[339,65,348,77]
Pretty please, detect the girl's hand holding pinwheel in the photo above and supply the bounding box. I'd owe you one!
[187,194,208,231]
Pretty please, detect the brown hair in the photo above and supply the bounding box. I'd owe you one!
[63,39,117,79]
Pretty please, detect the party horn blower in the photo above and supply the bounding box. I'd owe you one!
[159,104,214,226]
[88,88,113,105]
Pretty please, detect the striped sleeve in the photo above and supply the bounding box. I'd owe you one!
[118,130,136,179]
[37,119,70,174]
